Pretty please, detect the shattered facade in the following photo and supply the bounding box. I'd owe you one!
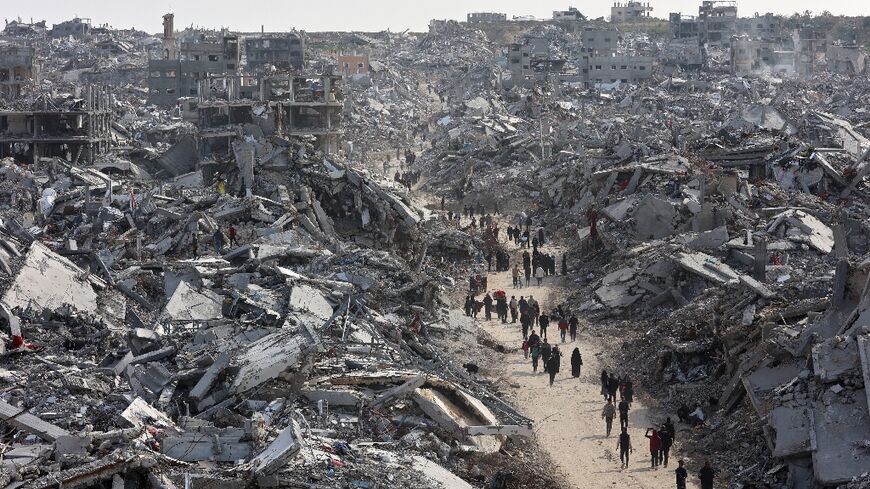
[0,44,37,99]
[2,5,870,489]
[610,1,654,23]
[0,85,113,163]
[243,33,305,71]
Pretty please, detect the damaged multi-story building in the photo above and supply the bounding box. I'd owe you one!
[580,28,654,87]
[507,37,566,88]
[0,85,113,163]
[243,32,305,71]
[698,0,738,49]
[552,7,585,22]
[466,12,507,24]
[2,18,47,37]
[0,44,38,99]
[610,1,653,23]
[827,44,868,75]
[50,17,91,39]
[147,14,241,106]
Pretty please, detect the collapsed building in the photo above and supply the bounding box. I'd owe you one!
[0,44,37,99]
[0,5,870,489]
[610,1,654,23]
[0,85,113,163]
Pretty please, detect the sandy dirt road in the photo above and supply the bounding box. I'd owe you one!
[453,244,700,489]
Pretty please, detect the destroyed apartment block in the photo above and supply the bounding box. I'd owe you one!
[1,6,870,489]
[0,85,114,163]
[0,44,38,99]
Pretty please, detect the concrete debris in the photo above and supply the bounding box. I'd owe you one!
[1,5,870,489]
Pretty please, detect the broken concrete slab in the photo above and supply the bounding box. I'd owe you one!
[673,251,740,285]
[810,392,870,485]
[288,284,334,322]
[812,336,859,383]
[231,329,312,394]
[634,196,676,240]
[411,455,474,489]
[162,427,253,462]
[413,384,502,453]
[371,373,427,409]
[0,399,71,441]
[601,195,639,222]
[120,397,180,435]
[250,422,304,475]
[189,352,230,402]
[301,388,368,407]
[1,242,99,314]
[686,226,730,250]
[164,280,224,321]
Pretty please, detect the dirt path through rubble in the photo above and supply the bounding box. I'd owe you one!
[458,248,700,489]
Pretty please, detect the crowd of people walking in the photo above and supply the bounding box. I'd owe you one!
[456,207,721,488]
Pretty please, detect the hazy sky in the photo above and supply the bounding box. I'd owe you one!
[5,0,866,33]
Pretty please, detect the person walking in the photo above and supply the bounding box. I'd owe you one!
[520,310,531,339]
[509,296,518,323]
[228,224,238,247]
[617,427,633,468]
[558,317,569,343]
[619,398,630,430]
[512,264,520,288]
[483,293,493,321]
[521,338,529,359]
[570,348,583,378]
[535,265,545,286]
[659,423,673,468]
[625,378,635,408]
[464,296,473,316]
[601,370,609,399]
[608,373,620,402]
[547,346,561,386]
[645,428,662,469]
[496,295,508,324]
[698,461,715,489]
[540,340,552,374]
[561,254,568,275]
[676,460,688,489]
[602,399,616,437]
[663,417,676,444]
[569,314,579,342]
[530,341,542,373]
[527,330,540,350]
[213,228,225,254]
[538,312,549,340]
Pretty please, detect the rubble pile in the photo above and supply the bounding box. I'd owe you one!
[0,136,570,486]
[1,6,870,489]
[399,19,870,489]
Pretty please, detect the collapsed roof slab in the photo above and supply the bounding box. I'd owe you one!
[812,337,859,384]
[1,242,99,314]
[672,251,740,285]
[231,329,312,394]
[810,391,870,485]
[769,404,811,458]
[164,280,224,321]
